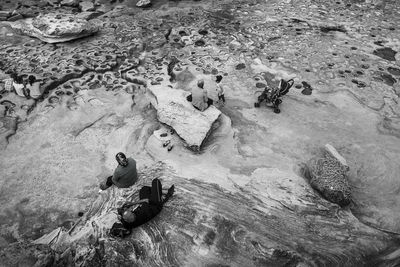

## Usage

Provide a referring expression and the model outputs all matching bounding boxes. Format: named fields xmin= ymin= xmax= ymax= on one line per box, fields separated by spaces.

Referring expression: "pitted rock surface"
xmin=10 ymin=13 xmax=99 ymax=43
xmin=1 ymin=0 xmax=400 ymax=266
xmin=306 ymin=149 xmax=352 ymax=207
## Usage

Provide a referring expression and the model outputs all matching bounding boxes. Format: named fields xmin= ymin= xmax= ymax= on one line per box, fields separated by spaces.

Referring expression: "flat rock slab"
xmin=147 ymin=85 xmax=221 ymax=151
xmin=9 ymin=13 xmax=98 ymax=43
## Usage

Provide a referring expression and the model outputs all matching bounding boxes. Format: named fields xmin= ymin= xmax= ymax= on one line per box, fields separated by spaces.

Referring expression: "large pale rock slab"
xmin=9 ymin=13 xmax=98 ymax=43
xmin=305 ymin=145 xmax=351 ymax=207
xmin=147 ymin=85 xmax=221 ymax=151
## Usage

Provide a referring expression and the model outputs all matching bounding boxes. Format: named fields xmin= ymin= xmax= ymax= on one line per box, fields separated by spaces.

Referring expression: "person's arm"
xmin=130 ymin=199 xmax=149 ymax=206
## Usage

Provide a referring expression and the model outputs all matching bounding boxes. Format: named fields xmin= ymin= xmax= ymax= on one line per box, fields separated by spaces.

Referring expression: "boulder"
xmin=305 ymin=145 xmax=351 ymax=206
xmin=60 ymin=0 xmax=79 ymax=6
xmin=9 ymin=13 xmax=99 ymax=43
xmin=147 ymin=85 xmax=221 ymax=151
xmin=136 ymin=0 xmax=152 ymax=8
xmin=79 ymin=1 xmax=95 ymax=12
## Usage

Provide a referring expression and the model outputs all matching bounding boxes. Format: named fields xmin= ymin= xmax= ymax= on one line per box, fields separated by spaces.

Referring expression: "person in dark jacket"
xmin=110 ymin=178 xmax=174 ymax=237
xmin=100 ymin=152 xmax=138 ymax=190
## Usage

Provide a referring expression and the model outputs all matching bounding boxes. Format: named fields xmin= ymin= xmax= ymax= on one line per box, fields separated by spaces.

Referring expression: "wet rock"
xmin=387 ymin=67 xmax=400 ymax=76
xmin=373 ymin=47 xmax=397 ymax=61
xmin=305 ymin=145 xmax=351 ymax=207
xmin=319 ymin=25 xmax=347 ymax=34
xmin=194 ymin=39 xmax=206 ymax=47
xmin=10 ymin=13 xmax=99 ymax=43
xmin=147 ymin=85 xmax=221 ymax=151
xmin=380 ymin=73 xmax=397 ymax=86
xmin=136 ymin=0 xmax=152 ymax=8
xmin=256 ymin=82 xmax=266 ymax=88
xmin=235 ymin=63 xmax=246 ymax=70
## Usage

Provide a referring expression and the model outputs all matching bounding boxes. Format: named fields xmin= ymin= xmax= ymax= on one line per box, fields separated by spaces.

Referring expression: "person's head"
xmin=122 ymin=210 xmax=136 ymax=223
xmin=115 ymin=152 xmax=128 ymax=167
xmin=28 ymin=75 xmax=36 ymax=86
xmin=15 ymin=75 xmax=23 ymax=84
xmin=216 ymin=75 xmax=223 ymax=83
xmin=9 ymin=72 xmax=17 ymax=81
xmin=197 ymin=79 xmax=204 ymax=89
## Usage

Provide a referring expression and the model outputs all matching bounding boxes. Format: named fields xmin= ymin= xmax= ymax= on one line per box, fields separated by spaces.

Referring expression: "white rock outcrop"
xmin=136 ymin=0 xmax=152 ymax=8
xmin=9 ymin=13 xmax=99 ymax=43
xmin=147 ymin=85 xmax=221 ymax=151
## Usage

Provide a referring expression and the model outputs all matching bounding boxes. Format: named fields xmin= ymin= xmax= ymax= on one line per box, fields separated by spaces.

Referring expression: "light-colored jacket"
xmin=191 ymin=86 xmax=208 ymax=111
xmin=216 ymin=83 xmax=225 ymax=96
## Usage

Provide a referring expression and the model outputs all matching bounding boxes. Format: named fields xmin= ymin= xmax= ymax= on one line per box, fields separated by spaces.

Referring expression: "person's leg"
xmin=207 ymin=98 xmax=213 ymax=106
xmin=162 ymin=185 xmax=175 ymax=204
xmin=149 ymin=178 xmax=162 ymax=205
xmin=139 ymin=186 xmax=151 ymax=200
xmin=221 ymin=94 xmax=225 ymax=103
xmin=100 ymin=175 xmax=114 ymax=190
xmin=106 ymin=175 xmax=113 ymax=186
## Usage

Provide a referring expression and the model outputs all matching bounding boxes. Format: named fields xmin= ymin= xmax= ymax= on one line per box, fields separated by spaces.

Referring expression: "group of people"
xmin=187 ymin=75 xmax=226 ymax=112
xmin=100 ymin=152 xmax=175 ymax=238
xmin=0 ymin=72 xmax=42 ymax=99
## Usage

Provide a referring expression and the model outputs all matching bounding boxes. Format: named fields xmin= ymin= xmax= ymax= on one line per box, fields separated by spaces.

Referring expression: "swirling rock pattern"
xmin=0 ymin=0 xmax=400 ymax=265
xmin=12 ymin=163 xmax=395 ymax=267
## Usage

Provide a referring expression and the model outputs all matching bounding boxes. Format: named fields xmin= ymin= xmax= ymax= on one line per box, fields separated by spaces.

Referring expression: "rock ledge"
xmin=147 ymin=85 xmax=221 ymax=151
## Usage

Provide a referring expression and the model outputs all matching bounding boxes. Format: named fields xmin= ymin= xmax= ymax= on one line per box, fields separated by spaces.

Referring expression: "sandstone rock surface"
xmin=306 ymin=145 xmax=351 ymax=206
xmin=10 ymin=13 xmax=99 ymax=43
xmin=147 ymin=85 xmax=221 ymax=151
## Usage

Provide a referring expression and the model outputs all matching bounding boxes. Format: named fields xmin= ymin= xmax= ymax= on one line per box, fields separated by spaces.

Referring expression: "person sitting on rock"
xmin=26 ymin=75 xmax=42 ymax=99
xmin=100 ymin=152 xmax=138 ymax=190
xmin=186 ymin=79 xmax=213 ymax=111
xmin=1 ymin=72 xmax=16 ymax=93
xmin=110 ymin=178 xmax=175 ymax=237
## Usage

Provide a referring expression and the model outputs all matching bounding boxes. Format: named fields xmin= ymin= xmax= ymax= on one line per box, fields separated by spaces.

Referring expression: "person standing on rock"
xmin=215 ymin=75 xmax=226 ymax=104
xmin=100 ymin=152 xmax=138 ymax=190
xmin=187 ymin=79 xmax=213 ymax=111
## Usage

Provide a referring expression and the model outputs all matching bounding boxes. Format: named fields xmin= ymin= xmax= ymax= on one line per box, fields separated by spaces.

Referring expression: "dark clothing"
xmin=218 ymin=94 xmax=225 ymax=102
xmin=121 ymin=202 xmax=162 ymax=228
xmin=120 ymin=178 xmax=164 ymax=228
xmin=112 ymin=157 xmax=138 ymax=188
xmin=105 ymin=175 xmax=113 ymax=187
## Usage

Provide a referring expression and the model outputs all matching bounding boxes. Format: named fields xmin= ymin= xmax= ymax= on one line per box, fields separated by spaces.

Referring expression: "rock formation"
xmin=9 ymin=13 xmax=99 ymax=43
xmin=305 ymin=145 xmax=352 ymax=207
xmin=147 ymin=85 xmax=221 ymax=151
xmin=136 ymin=0 xmax=152 ymax=8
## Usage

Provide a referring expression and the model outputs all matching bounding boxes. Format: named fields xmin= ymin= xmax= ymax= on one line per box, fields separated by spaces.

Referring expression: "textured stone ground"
xmin=0 ymin=0 xmax=400 ymax=266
